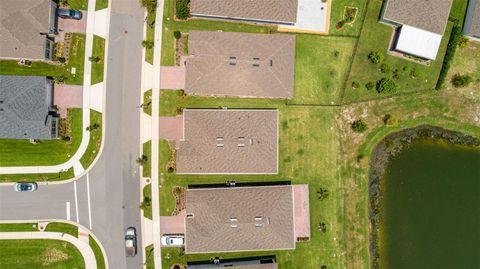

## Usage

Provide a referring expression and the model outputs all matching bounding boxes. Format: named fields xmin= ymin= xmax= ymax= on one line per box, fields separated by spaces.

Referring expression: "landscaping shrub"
xmin=139 ymin=0 xmax=157 ymax=13
xmin=173 ymin=30 xmax=181 ymax=39
xmin=368 ymin=50 xmax=384 ymax=64
xmin=336 ymin=20 xmax=346 ymax=29
xmin=176 ymin=0 xmax=190 ymax=20
xmin=383 ymin=114 xmax=398 ymax=126
xmin=352 ymin=81 xmax=360 ymax=89
xmin=451 ymin=74 xmax=472 ymax=88
xmin=365 ymin=81 xmax=375 ymax=91
xmin=142 ymin=40 xmax=154 ymax=49
xmin=344 ymin=7 xmax=358 ymax=23
xmin=392 ymin=69 xmax=401 ymax=80
xmin=458 ymin=36 xmax=469 ymax=48
xmin=379 ymin=64 xmax=391 ymax=74
xmin=351 ymin=120 xmax=368 ymax=133
xmin=376 ymin=78 xmax=398 ymax=94
xmin=435 ymin=24 xmax=462 ymax=90
xmin=410 ymin=68 xmax=422 ymax=79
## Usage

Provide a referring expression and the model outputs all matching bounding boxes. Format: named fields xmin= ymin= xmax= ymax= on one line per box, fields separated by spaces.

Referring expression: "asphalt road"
xmin=0 ymin=1 xmax=146 ymax=268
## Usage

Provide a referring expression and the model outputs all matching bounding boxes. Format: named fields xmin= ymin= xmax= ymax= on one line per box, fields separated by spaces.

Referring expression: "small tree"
xmin=176 ymin=0 xmax=190 ymax=20
xmin=368 ymin=50 xmax=384 ymax=64
xmin=351 ymin=81 xmax=360 ymax=89
xmin=142 ymin=40 xmax=154 ymax=49
xmin=383 ymin=114 xmax=398 ymax=127
xmin=336 ymin=20 xmax=345 ymax=29
xmin=379 ymin=64 xmax=391 ymax=74
xmin=458 ymin=36 xmax=469 ymax=48
xmin=451 ymin=74 xmax=472 ymax=88
xmin=173 ymin=30 xmax=181 ymax=39
xmin=365 ymin=81 xmax=375 ymax=91
xmin=317 ymin=188 xmax=329 ymax=200
xmin=318 ymin=222 xmax=327 ymax=232
xmin=136 ymin=155 xmax=148 ymax=165
xmin=140 ymin=196 xmax=151 ymax=210
xmin=351 ymin=120 xmax=368 ymax=133
xmin=376 ymin=78 xmax=398 ymax=94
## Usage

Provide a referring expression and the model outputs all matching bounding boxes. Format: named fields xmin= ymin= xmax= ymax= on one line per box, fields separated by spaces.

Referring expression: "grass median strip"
xmin=0 ymin=223 xmax=38 ymax=232
xmin=44 ymin=222 xmax=78 ymax=238
xmin=95 ymin=0 xmax=108 ymax=10
xmin=142 ymin=184 xmax=153 ymax=220
xmin=145 ymin=10 xmax=156 ymax=64
xmin=0 ymin=167 xmax=75 ymax=183
xmin=91 ymin=35 xmax=106 ymax=85
xmin=80 ymin=110 xmax=103 ymax=169
xmin=143 ymin=89 xmax=152 ymax=115
xmin=89 ymin=235 xmax=106 ymax=269
xmin=0 ymin=239 xmax=85 ymax=269
xmin=142 ymin=140 xmax=152 ymax=178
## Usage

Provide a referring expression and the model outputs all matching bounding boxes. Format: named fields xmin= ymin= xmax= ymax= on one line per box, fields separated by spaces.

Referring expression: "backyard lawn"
xmin=0 ymin=239 xmax=85 ymax=269
xmin=293 ymin=34 xmax=356 ymax=105
xmin=158 ymin=93 xmax=345 ymax=268
xmin=91 ymin=35 xmax=105 ymax=85
xmin=329 ymin=0 xmax=368 ymax=36
xmin=0 ymin=33 xmax=86 ymax=85
xmin=0 ymin=108 xmax=82 ymax=167
xmin=343 ymin=0 xmax=452 ymax=103
xmin=80 ymin=110 xmax=103 ymax=169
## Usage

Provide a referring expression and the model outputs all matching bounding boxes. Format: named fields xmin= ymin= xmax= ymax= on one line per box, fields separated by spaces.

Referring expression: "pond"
xmin=379 ymin=138 xmax=480 ymax=268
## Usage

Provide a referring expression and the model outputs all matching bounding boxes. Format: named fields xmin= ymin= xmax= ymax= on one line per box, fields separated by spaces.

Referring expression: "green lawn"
xmin=95 ymin=0 xmax=108 ymax=10
xmin=66 ymin=0 xmax=88 ymax=10
xmin=146 ymin=10 xmax=156 ymax=64
xmin=343 ymin=0 xmax=453 ymax=103
xmin=143 ymin=89 xmax=153 ymax=116
xmin=292 ymin=34 xmax=356 ymax=105
xmin=91 ymin=35 xmax=105 ymax=85
xmin=0 ymin=168 xmax=75 ymax=182
xmin=329 ymin=0 xmax=368 ymax=36
xmin=0 ymin=108 xmax=82 ymax=167
xmin=143 ymin=140 xmax=152 ymax=178
xmin=80 ymin=110 xmax=103 ymax=169
xmin=158 ymin=93 xmax=344 ymax=268
xmin=145 ymin=245 xmax=155 ymax=269
xmin=89 ymin=236 xmax=106 ymax=269
xmin=44 ymin=222 xmax=78 ymax=238
xmin=0 ymin=33 xmax=85 ymax=85
xmin=143 ymin=184 xmax=153 ymax=220
xmin=160 ymin=0 xmax=276 ymax=66
xmin=0 ymin=239 xmax=85 ymax=269
xmin=0 ymin=223 xmax=38 ymax=232
xmin=445 ymin=39 xmax=480 ymax=96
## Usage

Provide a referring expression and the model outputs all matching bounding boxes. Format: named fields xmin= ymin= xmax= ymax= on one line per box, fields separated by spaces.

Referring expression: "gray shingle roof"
xmin=0 ymin=0 xmax=56 ymax=59
xmin=190 ymin=0 xmax=298 ymax=24
xmin=383 ymin=0 xmax=453 ymax=35
xmin=176 ymin=109 xmax=278 ymax=174
xmin=0 ymin=75 xmax=56 ymax=139
xmin=185 ymin=185 xmax=295 ymax=253
xmin=464 ymin=0 xmax=480 ymax=37
xmin=185 ymin=31 xmax=295 ymax=99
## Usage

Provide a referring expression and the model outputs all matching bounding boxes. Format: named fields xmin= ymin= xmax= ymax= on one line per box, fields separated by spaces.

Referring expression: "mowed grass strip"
xmin=293 ymin=34 xmax=356 ymax=105
xmin=143 ymin=89 xmax=153 ymax=115
xmin=158 ymin=92 xmax=344 ymax=268
xmin=343 ymin=0 xmax=452 ymax=103
xmin=95 ymin=0 xmax=108 ymax=10
xmin=91 ymin=35 xmax=105 ymax=85
xmin=45 ymin=222 xmax=78 ymax=238
xmin=0 ymin=239 xmax=85 ymax=269
xmin=0 ymin=108 xmax=82 ymax=167
xmin=89 ymin=235 xmax=106 ymax=269
xmin=146 ymin=10 xmax=156 ymax=64
xmin=142 ymin=184 xmax=153 ymax=220
xmin=0 ymin=223 xmax=38 ymax=232
xmin=143 ymin=140 xmax=152 ymax=178
xmin=80 ymin=110 xmax=103 ymax=169
xmin=0 ymin=168 xmax=75 ymax=183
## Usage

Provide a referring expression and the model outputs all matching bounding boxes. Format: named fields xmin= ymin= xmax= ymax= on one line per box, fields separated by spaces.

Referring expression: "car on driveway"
xmin=125 ymin=227 xmax=137 ymax=257
xmin=161 ymin=235 xmax=184 ymax=246
xmin=14 ymin=182 xmax=37 ymax=192
xmin=57 ymin=8 xmax=82 ymax=20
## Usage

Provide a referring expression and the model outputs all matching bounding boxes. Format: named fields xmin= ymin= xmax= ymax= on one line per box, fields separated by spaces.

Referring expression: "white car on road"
xmin=161 ymin=235 xmax=184 ymax=246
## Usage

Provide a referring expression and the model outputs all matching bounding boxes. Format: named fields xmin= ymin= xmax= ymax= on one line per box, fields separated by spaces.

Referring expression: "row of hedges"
xmin=435 ymin=21 xmax=462 ymax=90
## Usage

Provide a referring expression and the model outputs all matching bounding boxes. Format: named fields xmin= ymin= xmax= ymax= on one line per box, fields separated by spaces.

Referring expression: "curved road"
xmin=0 ymin=1 xmax=146 ymax=268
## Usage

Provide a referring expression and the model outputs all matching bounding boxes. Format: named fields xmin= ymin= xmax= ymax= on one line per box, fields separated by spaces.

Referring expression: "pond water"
xmin=379 ymin=138 xmax=480 ymax=269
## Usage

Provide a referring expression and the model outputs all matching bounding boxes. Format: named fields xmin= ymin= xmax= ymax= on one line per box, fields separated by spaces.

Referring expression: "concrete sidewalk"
xmin=0 ymin=231 xmax=97 ymax=269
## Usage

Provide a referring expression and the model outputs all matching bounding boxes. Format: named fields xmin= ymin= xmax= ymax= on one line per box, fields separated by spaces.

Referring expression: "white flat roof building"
xmin=395 ymin=25 xmax=443 ymax=60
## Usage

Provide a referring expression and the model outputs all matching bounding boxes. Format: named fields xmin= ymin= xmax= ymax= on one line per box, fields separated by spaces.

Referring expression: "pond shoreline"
xmin=368 ymin=125 xmax=480 ymax=269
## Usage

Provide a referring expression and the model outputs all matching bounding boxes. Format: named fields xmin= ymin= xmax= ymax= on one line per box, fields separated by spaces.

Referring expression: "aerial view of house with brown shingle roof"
xmin=190 ymin=0 xmax=298 ymax=25
xmin=185 ymin=31 xmax=295 ymax=99
xmin=176 ymin=109 xmax=278 ymax=174
xmin=381 ymin=0 xmax=453 ymax=60
xmin=463 ymin=0 xmax=480 ymax=42
xmin=184 ymin=185 xmax=295 ymax=253
xmin=0 ymin=0 xmax=57 ymax=60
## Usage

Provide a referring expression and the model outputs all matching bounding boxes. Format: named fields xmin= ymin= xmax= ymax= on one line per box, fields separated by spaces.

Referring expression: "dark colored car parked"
xmin=57 ymin=8 xmax=82 ymax=20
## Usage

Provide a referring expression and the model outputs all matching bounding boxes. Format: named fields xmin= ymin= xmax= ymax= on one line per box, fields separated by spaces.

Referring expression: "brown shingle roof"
xmin=185 ymin=31 xmax=295 ymax=99
xmin=185 ymin=186 xmax=295 ymax=253
xmin=383 ymin=0 xmax=453 ymax=34
xmin=464 ymin=0 xmax=480 ymax=37
xmin=190 ymin=0 xmax=298 ymax=24
xmin=0 ymin=0 xmax=56 ymax=59
xmin=176 ymin=109 xmax=278 ymax=174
